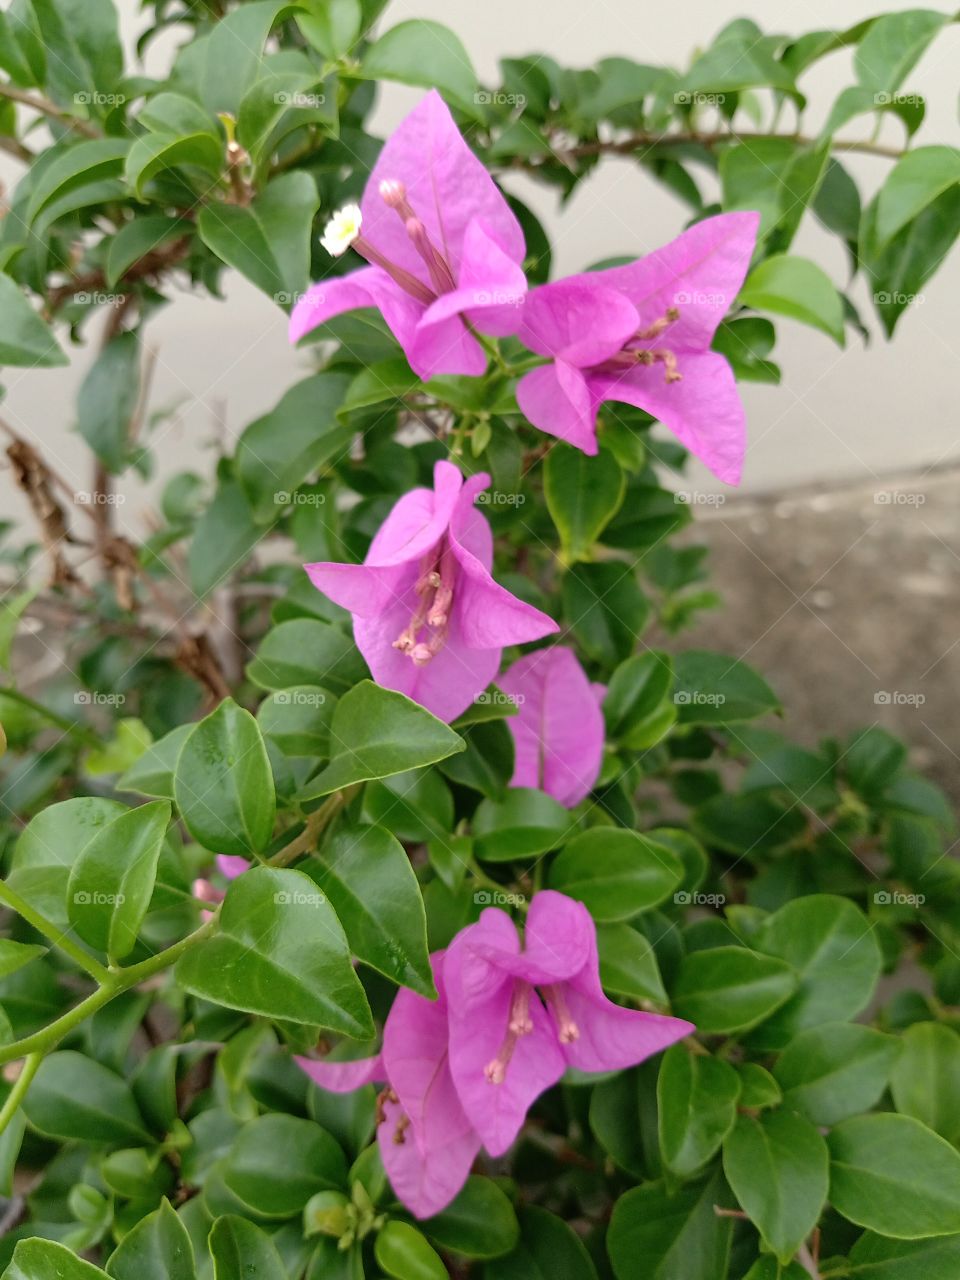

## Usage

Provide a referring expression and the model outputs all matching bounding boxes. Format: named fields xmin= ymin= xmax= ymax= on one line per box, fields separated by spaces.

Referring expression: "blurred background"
xmin=2 ymin=0 xmax=959 ymax=792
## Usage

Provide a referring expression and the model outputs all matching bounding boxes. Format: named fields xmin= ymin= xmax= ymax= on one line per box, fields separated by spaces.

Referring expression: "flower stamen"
xmin=379 ymin=176 xmax=457 ymax=295
xmin=393 ymin=538 xmax=456 ymax=665
xmin=485 ymin=982 xmax=533 ymax=1085
xmin=542 ymin=984 xmax=579 ymax=1044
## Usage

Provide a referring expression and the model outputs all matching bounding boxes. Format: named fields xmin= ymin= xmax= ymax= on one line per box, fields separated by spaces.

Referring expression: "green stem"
xmin=0 ymin=880 xmax=111 ymax=983
xmin=0 ymin=1051 xmax=44 ymax=1138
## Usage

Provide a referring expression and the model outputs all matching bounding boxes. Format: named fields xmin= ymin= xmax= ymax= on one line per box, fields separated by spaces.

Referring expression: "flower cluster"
xmin=296 ymin=891 xmax=692 ymax=1218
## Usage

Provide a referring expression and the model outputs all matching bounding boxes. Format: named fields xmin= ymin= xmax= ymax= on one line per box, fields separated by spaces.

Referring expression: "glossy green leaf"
xmin=23 ymin=1051 xmax=151 ymax=1144
xmin=223 ymin=1114 xmax=347 ymax=1217
xmin=739 ymin=254 xmax=845 ymax=344
xmin=0 ymin=274 xmax=68 ymax=368
xmin=473 ymin=788 xmax=572 ymax=862
xmin=544 ymin=445 xmax=625 ymax=562
xmin=419 ymin=1176 xmax=519 ymax=1259
xmin=247 ymin=619 xmax=366 ymax=694
xmin=874 ymin=147 xmax=960 ymax=248
xmin=207 ymin=1215 xmax=287 ymax=1280
xmin=603 ymin=652 xmax=676 ymax=748
xmin=672 ymin=946 xmax=797 ymax=1034
xmin=106 ymin=1199 xmax=196 ymax=1280
xmin=174 ymin=698 xmax=276 ymax=858
xmin=854 ymin=9 xmax=948 ymax=94
xmin=117 ymin=725 xmax=193 ymax=800
xmin=483 ymin=1205 xmax=597 ymax=1280
xmin=67 ymin=800 xmax=171 ymax=960
xmin=299 ymin=681 xmax=463 ymax=799
xmin=829 ymin=1113 xmax=960 ymax=1238
xmin=890 ymin=1021 xmax=960 ymax=1141
xmin=549 ymin=828 xmax=683 ymax=921
xmin=4 ymin=1240 xmax=107 ymax=1280
xmin=723 ymin=1109 xmax=828 ymax=1264
xmin=672 ymin=650 xmax=780 ymax=725
xmin=175 ymin=867 xmax=373 ymax=1036
xmin=362 ymin=20 xmax=479 ymax=113
xmin=563 ymin=562 xmax=650 ymax=667
xmin=0 ymin=939 xmax=45 ymax=979
xmin=775 ymin=1022 xmax=901 ymax=1126
xmin=597 ymin=923 xmax=667 ymax=1004
xmin=847 ymin=1231 xmax=960 ymax=1277
xmin=188 ymin=480 xmax=264 ymax=598
xmin=658 ymin=1044 xmax=741 ymax=1177
xmin=375 ymin=1222 xmax=447 ymax=1280
xmin=607 ymin=1171 xmax=732 ymax=1280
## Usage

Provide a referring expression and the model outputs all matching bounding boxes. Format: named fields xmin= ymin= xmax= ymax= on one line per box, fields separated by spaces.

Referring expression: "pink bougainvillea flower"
xmin=192 ymin=855 xmax=250 ymax=920
xmin=516 ymin=211 xmax=760 ymax=484
xmin=289 ymin=90 xmax=527 ymax=379
xmin=443 ymin=891 xmax=693 ymax=1157
xmin=304 ymin=460 xmax=557 ymax=722
xmin=498 ymin=646 xmax=604 ymax=807
xmin=296 ymin=954 xmax=480 ymax=1220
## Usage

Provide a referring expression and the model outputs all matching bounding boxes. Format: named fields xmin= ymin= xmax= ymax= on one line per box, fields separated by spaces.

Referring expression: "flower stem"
xmin=0 ymin=1052 xmax=44 ymax=1138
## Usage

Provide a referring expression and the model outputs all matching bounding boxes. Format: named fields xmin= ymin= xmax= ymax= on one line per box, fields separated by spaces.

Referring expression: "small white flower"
xmin=320 ymin=204 xmax=362 ymax=256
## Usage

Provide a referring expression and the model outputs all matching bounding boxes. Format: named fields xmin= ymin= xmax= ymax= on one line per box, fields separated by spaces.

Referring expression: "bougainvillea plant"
xmin=1 ymin=4 xmax=959 ymax=1278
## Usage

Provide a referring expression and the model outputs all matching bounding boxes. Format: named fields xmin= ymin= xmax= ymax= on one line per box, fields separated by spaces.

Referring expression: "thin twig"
xmin=0 ymin=84 xmax=99 ymax=138
xmin=516 ymin=128 xmax=905 ymax=165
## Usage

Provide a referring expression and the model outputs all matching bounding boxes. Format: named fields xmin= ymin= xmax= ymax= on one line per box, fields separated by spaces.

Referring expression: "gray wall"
xmin=2 ymin=0 xmax=958 ymax=543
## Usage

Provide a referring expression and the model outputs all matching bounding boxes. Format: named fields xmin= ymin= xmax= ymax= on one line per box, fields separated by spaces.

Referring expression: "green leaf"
xmin=181 ymin=0 xmax=302 ymax=117
xmin=672 ymin=651 xmax=780 ymax=725
xmin=607 ymin=1171 xmax=732 ymax=1280
xmin=854 ymin=9 xmax=948 ymax=95
xmin=0 ymin=274 xmax=67 ymax=368
xmin=863 ymin=183 xmax=960 ymax=336
xmin=25 ymin=138 xmax=128 ymax=228
xmin=684 ymin=28 xmax=797 ymax=95
xmin=603 ymin=651 xmax=676 ymax=748
xmin=126 ymin=132 xmax=223 ymax=199
xmin=420 ymin=1176 xmax=519 ymax=1259
xmin=549 ymin=829 xmax=683 ymax=921
xmin=485 ymin=1205 xmax=598 ymax=1280
xmin=198 ymin=171 xmax=319 ymax=304
xmin=117 ymin=724 xmax=193 ymax=800
xmin=67 ymin=801 xmax=171 ymax=960
xmin=847 ymin=1231 xmax=960 ymax=1277
xmin=23 ymin=1051 xmax=151 ymax=1144
xmin=671 ymin=946 xmax=798 ymax=1034
xmin=106 ymin=1199 xmax=196 ymax=1280
xmin=829 ymin=1113 xmax=960 ymax=1238
xmin=4 ymin=1240 xmax=108 ymax=1280
xmin=737 ymin=1063 xmax=782 ymax=1110
xmin=473 ymin=788 xmax=571 ymax=862
xmin=658 ymin=1044 xmax=740 ymax=1178
xmin=361 ymin=21 xmax=479 ymax=115
xmin=739 ymin=254 xmax=845 ymax=345
xmin=751 ymin=894 xmax=882 ymax=1047
xmin=174 ymin=866 xmax=373 ymax=1036
xmin=597 ymin=924 xmax=667 ymax=1004
xmin=105 ymin=216 xmax=191 ymax=288
xmin=296 ymin=0 xmax=362 ymax=60
xmin=247 ymin=619 xmax=366 ymax=694
xmin=207 ymin=1216 xmax=286 ymax=1280
xmin=83 ymin=718 xmax=153 ymax=777
xmin=563 ymin=562 xmax=650 ymax=667
xmin=0 ymin=939 xmax=45 ymax=979
xmin=890 ymin=1021 xmax=960 ymax=1142
xmin=0 ymin=586 xmax=38 ymax=670
xmin=875 ymin=147 xmax=960 ymax=248
xmin=188 ymin=479 xmax=264 ymax=597
xmin=298 ymin=681 xmax=464 ymax=800
xmin=174 ymin=698 xmax=276 ymax=858
xmin=544 ymin=445 xmax=625 ymax=562
xmin=775 ymin=1022 xmax=901 ymax=1126
xmin=376 ymin=1222 xmax=447 ymax=1280
xmin=236 ymin=373 xmax=353 ymax=521
xmin=257 ymin=686 xmax=335 ymax=758
xmin=339 ymin=357 xmax=421 ymax=417
xmin=223 ymin=1114 xmax=347 ymax=1217
xmin=723 ymin=1110 xmax=829 ymax=1265
xmin=308 ymin=823 xmax=434 ymax=996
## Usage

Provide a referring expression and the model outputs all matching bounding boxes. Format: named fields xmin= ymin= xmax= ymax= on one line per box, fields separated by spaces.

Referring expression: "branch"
xmin=516 ymin=128 xmax=905 ymax=165
xmin=0 ymin=1052 xmax=44 ymax=1138
xmin=0 ymin=878 xmax=110 ymax=982
xmin=0 ymin=134 xmax=34 ymax=162
xmin=0 ymin=83 xmax=99 ymax=138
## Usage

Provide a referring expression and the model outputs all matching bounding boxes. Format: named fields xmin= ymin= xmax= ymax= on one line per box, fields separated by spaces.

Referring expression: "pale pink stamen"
xmin=485 ymin=981 xmax=533 ymax=1085
xmin=543 ymin=983 xmax=579 ymax=1044
xmin=378 ymin=176 xmax=458 ymax=295
xmin=393 ymin=538 xmax=456 ymax=665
